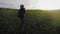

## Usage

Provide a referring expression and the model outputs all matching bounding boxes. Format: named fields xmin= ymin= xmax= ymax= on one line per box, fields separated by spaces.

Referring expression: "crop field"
xmin=0 ymin=8 xmax=60 ymax=34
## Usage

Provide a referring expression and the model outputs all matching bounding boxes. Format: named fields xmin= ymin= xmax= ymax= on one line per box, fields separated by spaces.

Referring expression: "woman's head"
xmin=20 ymin=4 xmax=24 ymax=8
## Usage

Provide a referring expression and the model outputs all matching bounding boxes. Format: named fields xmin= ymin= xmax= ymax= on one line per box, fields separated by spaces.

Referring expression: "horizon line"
xmin=0 ymin=7 xmax=60 ymax=10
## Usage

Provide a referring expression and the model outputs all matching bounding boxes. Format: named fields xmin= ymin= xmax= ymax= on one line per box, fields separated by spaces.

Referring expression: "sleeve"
xmin=24 ymin=8 xmax=26 ymax=14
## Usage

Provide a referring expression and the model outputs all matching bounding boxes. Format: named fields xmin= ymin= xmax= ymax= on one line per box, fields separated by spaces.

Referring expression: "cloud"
xmin=0 ymin=0 xmax=60 ymax=10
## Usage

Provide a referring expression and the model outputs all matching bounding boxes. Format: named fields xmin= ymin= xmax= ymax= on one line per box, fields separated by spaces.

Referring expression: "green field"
xmin=0 ymin=8 xmax=60 ymax=34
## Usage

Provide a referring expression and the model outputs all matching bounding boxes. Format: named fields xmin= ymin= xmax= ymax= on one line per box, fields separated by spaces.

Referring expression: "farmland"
xmin=0 ymin=8 xmax=60 ymax=34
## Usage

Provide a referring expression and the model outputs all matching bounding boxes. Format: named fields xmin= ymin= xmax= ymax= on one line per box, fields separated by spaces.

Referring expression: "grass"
xmin=0 ymin=8 xmax=60 ymax=34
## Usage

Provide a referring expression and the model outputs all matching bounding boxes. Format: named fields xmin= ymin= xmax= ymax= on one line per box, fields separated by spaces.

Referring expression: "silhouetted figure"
xmin=18 ymin=5 xmax=26 ymax=34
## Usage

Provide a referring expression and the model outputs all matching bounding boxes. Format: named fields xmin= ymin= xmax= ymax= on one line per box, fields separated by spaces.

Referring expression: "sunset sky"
xmin=0 ymin=0 xmax=60 ymax=10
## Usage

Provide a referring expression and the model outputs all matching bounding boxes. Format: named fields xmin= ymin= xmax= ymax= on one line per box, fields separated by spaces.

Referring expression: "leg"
xmin=19 ymin=17 xmax=24 ymax=34
xmin=20 ymin=17 xmax=24 ymax=27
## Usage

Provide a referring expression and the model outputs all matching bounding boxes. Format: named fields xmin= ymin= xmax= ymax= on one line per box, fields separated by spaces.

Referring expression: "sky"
xmin=0 ymin=0 xmax=60 ymax=10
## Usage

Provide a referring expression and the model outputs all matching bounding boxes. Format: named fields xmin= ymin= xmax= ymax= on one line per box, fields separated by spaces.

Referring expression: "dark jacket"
xmin=18 ymin=8 xmax=26 ymax=18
